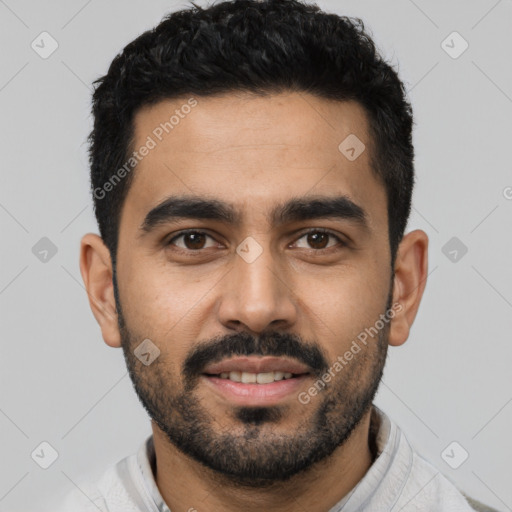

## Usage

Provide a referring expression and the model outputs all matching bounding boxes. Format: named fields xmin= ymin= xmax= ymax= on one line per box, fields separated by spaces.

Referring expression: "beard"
xmin=113 ymin=272 xmax=391 ymax=488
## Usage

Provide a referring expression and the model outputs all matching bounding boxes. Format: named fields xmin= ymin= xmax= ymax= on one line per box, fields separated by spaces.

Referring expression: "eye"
xmin=166 ymin=228 xmax=345 ymax=253
xmin=292 ymin=229 xmax=345 ymax=251
xmin=167 ymin=230 xmax=218 ymax=251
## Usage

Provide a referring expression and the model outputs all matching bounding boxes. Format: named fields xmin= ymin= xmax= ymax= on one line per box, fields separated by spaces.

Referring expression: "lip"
xmin=203 ymin=356 xmax=310 ymax=375
xmin=202 ymin=373 xmax=310 ymax=406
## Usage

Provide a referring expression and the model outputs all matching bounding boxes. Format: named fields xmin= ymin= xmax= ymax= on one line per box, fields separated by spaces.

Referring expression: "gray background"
xmin=1 ymin=0 xmax=511 ymax=511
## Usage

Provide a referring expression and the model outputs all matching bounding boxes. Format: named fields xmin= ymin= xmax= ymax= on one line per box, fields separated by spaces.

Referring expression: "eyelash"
xmin=166 ymin=228 xmax=346 ymax=254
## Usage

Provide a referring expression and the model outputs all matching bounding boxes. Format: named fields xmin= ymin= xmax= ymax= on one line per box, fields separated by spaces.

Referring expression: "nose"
xmin=217 ymin=236 xmax=298 ymax=334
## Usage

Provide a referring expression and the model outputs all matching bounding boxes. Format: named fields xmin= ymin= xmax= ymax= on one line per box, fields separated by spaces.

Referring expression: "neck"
xmin=152 ymin=407 xmax=375 ymax=512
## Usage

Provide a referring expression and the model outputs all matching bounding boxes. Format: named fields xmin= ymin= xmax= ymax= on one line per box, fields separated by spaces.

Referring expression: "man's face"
xmin=114 ymin=93 xmax=393 ymax=486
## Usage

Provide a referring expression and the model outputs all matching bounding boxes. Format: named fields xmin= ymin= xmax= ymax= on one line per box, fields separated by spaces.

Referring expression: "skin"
xmin=80 ymin=92 xmax=428 ymax=512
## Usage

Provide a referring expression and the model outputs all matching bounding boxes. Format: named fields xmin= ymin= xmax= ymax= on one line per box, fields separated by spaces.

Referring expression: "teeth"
xmin=216 ymin=371 xmax=299 ymax=383
xmin=229 ymin=371 xmax=242 ymax=382
xmin=256 ymin=372 xmax=274 ymax=384
xmin=241 ymin=372 xmax=256 ymax=383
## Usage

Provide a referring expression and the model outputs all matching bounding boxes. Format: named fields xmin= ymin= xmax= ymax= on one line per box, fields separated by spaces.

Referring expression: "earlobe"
xmin=79 ymin=233 xmax=122 ymax=348
xmin=388 ymin=229 xmax=429 ymax=347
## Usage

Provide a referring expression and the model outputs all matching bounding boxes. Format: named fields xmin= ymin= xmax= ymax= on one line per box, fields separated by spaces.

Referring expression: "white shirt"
xmin=47 ymin=405 xmax=479 ymax=511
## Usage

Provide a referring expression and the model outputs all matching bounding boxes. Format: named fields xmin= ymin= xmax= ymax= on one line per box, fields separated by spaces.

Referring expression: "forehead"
xmin=121 ymin=92 xmax=386 ymax=232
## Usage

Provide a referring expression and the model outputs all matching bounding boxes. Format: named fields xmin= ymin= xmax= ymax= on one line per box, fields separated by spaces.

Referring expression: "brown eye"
xmin=168 ymin=231 xmax=215 ymax=250
xmin=306 ymin=231 xmax=329 ymax=249
xmin=294 ymin=229 xmax=344 ymax=251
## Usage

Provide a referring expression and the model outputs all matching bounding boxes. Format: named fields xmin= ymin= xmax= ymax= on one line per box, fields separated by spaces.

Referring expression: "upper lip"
xmin=203 ymin=356 xmax=310 ymax=375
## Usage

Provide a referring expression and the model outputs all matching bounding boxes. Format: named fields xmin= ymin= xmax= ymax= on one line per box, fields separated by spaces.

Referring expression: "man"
xmin=53 ymin=0 xmax=497 ymax=510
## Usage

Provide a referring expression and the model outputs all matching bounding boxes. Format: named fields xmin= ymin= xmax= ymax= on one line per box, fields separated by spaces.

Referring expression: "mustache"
xmin=183 ymin=330 xmax=329 ymax=384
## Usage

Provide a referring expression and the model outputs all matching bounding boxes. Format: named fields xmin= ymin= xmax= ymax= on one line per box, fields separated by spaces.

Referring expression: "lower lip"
xmin=202 ymin=374 xmax=310 ymax=406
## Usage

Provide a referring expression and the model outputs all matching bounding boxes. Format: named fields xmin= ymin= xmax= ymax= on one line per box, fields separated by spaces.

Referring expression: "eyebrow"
xmin=139 ymin=194 xmax=369 ymax=235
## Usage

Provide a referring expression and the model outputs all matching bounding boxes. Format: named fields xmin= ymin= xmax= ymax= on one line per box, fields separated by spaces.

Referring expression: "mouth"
xmin=203 ymin=370 xmax=308 ymax=384
xmin=200 ymin=356 xmax=312 ymax=405
xmin=201 ymin=368 xmax=311 ymax=406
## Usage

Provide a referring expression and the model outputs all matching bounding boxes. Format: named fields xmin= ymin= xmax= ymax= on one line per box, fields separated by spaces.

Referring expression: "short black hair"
xmin=89 ymin=0 xmax=414 ymax=267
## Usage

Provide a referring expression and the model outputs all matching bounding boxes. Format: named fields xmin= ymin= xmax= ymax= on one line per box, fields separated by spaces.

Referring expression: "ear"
xmin=79 ymin=233 xmax=122 ymax=348
xmin=388 ymin=229 xmax=429 ymax=347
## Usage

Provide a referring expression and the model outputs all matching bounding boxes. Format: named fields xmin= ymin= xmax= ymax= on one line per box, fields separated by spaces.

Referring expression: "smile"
xmin=205 ymin=370 xmax=306 ymax=384
xmin=201 ymin=372 xmax=310 ymax=406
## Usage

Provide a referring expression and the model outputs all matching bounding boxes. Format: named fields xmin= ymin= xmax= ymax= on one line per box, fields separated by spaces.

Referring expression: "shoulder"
xmin=373 ymin=407 xmax=499 ymax=512
xmin=45 ymin=479 xmax=109 ymax=512
xmin=48 ymin=456 xmax=138 ymax=512
xmin=461 ymin=493 xmax=501 ymax=512
xmin=399 ymin=448 xmax=498 ymax=511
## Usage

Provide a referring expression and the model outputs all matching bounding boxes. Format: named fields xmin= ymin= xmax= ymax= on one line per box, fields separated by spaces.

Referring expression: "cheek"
xmin=119 ymin=262 xmax=215 ymax=351
xmin=123 ymin=255 xmax=194 ymax=312
xmin=301 ymin=263 xmax=389 ymax=355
